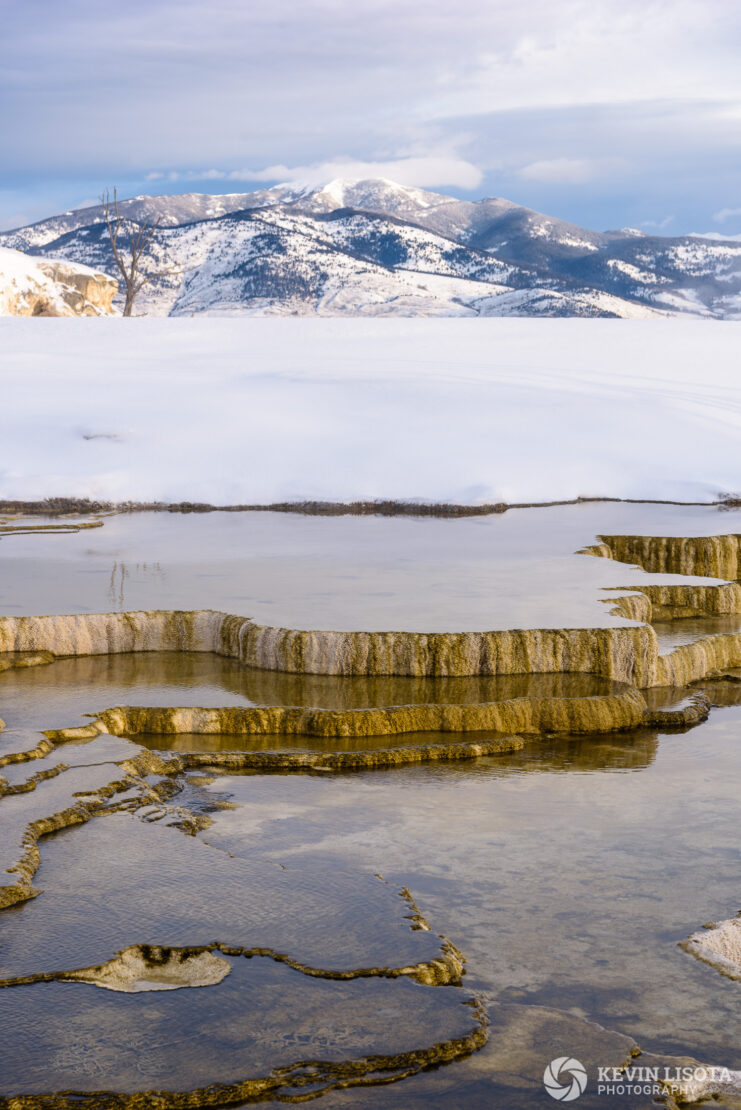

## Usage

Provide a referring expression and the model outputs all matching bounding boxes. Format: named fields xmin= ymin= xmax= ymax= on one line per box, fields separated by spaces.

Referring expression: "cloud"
xmin=159 ymin=156 xmax=484 ymax=190
xmin=432 ymin=1 xmax=741 ymax=119
xmin=714 ymin=207 xmax=741 ymax=223
xmin=641 ymin=215 xmax=674 ymax=229
xmin=690 ymin=231 xmax=741 ymax=242
xmin=5 ymin=0 xmax=740 ymax=174
xmin=2 ymin=0 xmax=741 ymax=231
xmin=518 ymin=157 xmax=625 ymax=184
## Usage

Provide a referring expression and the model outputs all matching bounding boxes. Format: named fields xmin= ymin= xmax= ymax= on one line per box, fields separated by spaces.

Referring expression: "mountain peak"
xmin=3 ymin=180 xmax=739 ymax=322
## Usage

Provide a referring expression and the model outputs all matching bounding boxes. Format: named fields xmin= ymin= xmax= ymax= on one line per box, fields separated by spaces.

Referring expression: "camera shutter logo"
xmin=543 ymin=1057 xmax=588 ymax=1101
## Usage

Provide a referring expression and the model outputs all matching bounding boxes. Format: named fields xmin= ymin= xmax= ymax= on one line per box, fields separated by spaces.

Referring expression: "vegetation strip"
xmin=0 ymin=494 xmax=736 ymax=518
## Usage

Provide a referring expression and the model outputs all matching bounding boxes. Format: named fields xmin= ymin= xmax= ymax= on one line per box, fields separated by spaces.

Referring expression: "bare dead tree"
xmin=100 ymin=188 xmax=179 ymax=316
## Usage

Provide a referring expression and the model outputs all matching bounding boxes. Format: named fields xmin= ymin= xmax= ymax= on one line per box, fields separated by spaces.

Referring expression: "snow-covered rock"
xmin=0 ymin=247 xmax=117 ymax=317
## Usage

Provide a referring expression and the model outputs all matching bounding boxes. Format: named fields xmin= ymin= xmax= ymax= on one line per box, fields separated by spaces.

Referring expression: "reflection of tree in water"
xmin=108 ymin=561 xmax=128 ymax=608
xmin=108 ymin=561 xmax=165 ymax=608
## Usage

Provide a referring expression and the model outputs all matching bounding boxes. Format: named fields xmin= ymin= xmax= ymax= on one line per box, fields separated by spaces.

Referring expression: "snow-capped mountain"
xmin=2 ymin=179 xmax=739 ymax=318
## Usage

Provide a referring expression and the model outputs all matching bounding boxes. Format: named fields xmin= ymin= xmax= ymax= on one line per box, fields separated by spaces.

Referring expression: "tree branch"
xmin=100 ymin=187 xmax=176 ymax=315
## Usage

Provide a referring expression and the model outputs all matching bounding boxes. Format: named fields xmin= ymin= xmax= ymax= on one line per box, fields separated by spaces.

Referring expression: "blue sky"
xmin=1 ymin=0 xmax=740 ymax=235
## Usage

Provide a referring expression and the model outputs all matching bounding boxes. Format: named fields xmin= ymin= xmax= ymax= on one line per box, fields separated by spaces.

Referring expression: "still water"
xmin=0 ymin=506 xmax=740 ymax=1108
xmin=0 ymin=502 xmax=737 ymax=629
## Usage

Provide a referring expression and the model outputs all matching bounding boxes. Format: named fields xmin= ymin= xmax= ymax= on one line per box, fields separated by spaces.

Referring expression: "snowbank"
xmin=1 ymin=317 xmax=739 ymax=505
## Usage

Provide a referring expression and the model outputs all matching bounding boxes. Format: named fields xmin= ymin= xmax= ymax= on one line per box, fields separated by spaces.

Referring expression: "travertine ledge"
xmin=0 ymin=996 xmax=488 ymax=1110
xmin=595 ymin=533 xmax=741 ymax=580
xmin=1 ymin=607 xmax=740 ymax=689
xmin=0 ymin=610 xmax=662 ymax=684
xmin=45 ymin=726 xmax=527 ymax=769
xmin=605 ymin=582 xmax=741 ymax=622
xmin=82 ymin=689 xmax=647 ymax=740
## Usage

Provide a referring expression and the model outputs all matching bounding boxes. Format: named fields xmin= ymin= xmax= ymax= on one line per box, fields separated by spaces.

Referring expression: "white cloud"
xmin=164 ymin=156 xmax=484 ymax=190
xmin=690 ymin=231 xmax=741 ymax=242
xmin=641 ymin=215 xmax=675 ymax=230
xmin=3 ymin=0 xmax=741 ymax=230
xmin=433 ymin=1 xmax=741 ymax=118
xmin=518 ymin=157 xmax=625 ymax=184
xmin=714 ymin=207 xmax=741 ymax=223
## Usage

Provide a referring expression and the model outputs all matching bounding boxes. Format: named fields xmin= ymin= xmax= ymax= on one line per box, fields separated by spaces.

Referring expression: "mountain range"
xmin=2 ymin=179 xmax=739 ymax=318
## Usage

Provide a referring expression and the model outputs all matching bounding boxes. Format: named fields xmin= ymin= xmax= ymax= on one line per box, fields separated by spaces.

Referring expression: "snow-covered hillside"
xmin=2 ymin=317 xmax=739 ymax=505
xmin=2 ymin=179 xmax=738 ymax=318
xmin=0 ymin=247 xmax=117 ymax=316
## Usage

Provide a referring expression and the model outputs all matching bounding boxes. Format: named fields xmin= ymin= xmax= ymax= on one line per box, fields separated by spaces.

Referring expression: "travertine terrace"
xmin=3 ymin=514 xmax=741 ymax=1106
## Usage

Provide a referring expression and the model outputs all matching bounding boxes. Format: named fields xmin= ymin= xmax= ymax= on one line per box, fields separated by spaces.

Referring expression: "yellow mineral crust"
xmin=47 ymin=730 xmax=527 ymax=773
xmin=0 ymin=611 xmax=661 ymax=683
xmin=606 ymin=583 xmax=741 ymax=622
xmin=0 ymin=651 xmax=55 ymax=673
xmin=227 ymin=622 xmax=659 ymax=683
xmin=654 ymin=633 xmax=741 ymax=686
xmin=596 ymin=533 xmax=741 ymax=580
xmin=0 ymin=605 xmax=736 ymax=694
xmin=0 ymin=611 xmax=210 ymax=657
xmin=0 ymin=1002 xmax=489 ymax=1110
xmin=7 ymin=524 xmax=741 ymax=760
xmin=5 ymin=529 xmax=741 ymax=1110
xmin=88 ymin=688 xmax=647 ymax=740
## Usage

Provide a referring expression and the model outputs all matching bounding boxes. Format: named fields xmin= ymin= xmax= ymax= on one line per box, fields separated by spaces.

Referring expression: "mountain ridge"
xmin=2 ymin=179 xmax=739 ymax=318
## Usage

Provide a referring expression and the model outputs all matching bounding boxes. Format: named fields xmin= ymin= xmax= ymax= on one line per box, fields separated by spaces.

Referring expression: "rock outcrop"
xmin=0 ymin=246 xmax=117 ymax=316
xmin=682 ymin=916 xmax=741 ymax=982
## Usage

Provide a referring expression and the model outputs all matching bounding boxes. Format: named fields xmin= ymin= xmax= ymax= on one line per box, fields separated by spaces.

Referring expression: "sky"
xmin=1 ymin=0 xmax=740 ymax=236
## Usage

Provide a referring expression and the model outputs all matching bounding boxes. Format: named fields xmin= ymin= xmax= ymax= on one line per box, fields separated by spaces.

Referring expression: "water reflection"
xmin=132 ymin=728 xmax=659 ymax=767
xmin=0 ymin=651 xmax=628 ymax=732
xmin=202 ymin=710 xmax=741 ymax=1072
xmin=107 ymin=559 xmax=165 ymax=608
xmin=653 ymin=614 xmax=741 ymax=653
xmin=0 ymin=502 xmax=736 ymax=630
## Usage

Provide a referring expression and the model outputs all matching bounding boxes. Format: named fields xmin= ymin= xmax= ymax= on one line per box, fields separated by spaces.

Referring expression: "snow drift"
xmin=1 ymin=316 xmax=739 ymax=505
